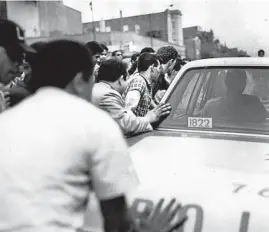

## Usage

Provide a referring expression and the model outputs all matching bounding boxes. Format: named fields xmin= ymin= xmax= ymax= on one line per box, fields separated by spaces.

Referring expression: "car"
xmin=84 ymin=57 xmax=269 ymax=232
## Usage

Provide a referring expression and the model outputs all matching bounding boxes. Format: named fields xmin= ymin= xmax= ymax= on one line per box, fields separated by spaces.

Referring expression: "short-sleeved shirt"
xmin=0 ymin=87 xmax=139 ymax=232
xmin=122 ymin=73 xmax=152 ymax=117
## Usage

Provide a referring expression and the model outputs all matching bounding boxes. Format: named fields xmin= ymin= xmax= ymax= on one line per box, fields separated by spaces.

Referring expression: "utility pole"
xmin=148 ymin=14 xmax=153 ymax=48
xmin=120 ymin=10 xmax=123 ymax=50
xmin=89 ymin=1 xmax=96 ymax=41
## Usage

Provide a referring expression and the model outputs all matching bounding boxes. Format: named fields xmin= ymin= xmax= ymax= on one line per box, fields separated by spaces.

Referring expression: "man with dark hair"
xmin=156 ymin=45 xmax=178 ymax=75
xmin=101 ymin=43 xmax=108 ymax=52
xmin=131 ymin=53 xmax=139 ymax=64
xmin=112 ymin=50 xmax=123 ymax=61
xmin=152 ymin=46 xmax=179 ymax=104
xmin=154 ymin=57 xmax=184 ymax=104
xmin=123 ymin=52 xmax=161 ymax=117
xmin=140 ymin=47 xmax=155 ymax=54
xmin=100 ymin=43 xmax=109 ymax=62
xmin=128 ymin=53 xmax=140 ymax=76
xmin=8 ymin=42 xmax=47 ymax=107
xmin=258 ymin=49 xmax=265 ymax=57
xmin=0 ymin=39 xmax=139 ymax=232
xmin=85 ymin=41 xmax=104 ymax=81
xmin=0 ymin=19 xmax=36 ymax=112
xmin=85 ymin=41 xmax=103 ymax=64
xmin=92 ymin=59 xmax=171 ymax=136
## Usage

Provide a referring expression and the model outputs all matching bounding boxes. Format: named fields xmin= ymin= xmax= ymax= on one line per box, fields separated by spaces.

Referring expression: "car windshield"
xmin=160 ymin=67 xmax=269 ymax=135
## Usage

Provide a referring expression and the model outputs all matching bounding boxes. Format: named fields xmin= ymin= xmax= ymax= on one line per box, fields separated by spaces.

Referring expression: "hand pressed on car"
xmin=135 ymin=198 xmax=187 ymax=232
xmin=0 ymin=86 xmax=11 ymax=111
xmin=145 ymin=103 xmax=172 ymax=124
xmin=3 ymin=91 xmax=11 ymax=108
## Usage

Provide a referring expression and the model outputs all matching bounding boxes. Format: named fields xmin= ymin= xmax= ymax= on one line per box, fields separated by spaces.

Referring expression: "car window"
xmin=193 ymin=72 xmax=212 ymax=115
xmin=160 ymin=67 xmax=269 ymax=134
xmin=167 ymin=70 xmax=204 ymax=121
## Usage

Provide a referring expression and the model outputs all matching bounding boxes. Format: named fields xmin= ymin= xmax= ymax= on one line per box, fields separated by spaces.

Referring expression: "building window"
xmin=172 ymin=22 xmax=176 ymax=29
xmin=147 ymin=30 xmax=162 ymax=39
xmin=96 ymin=28 xmax=100 ymax=32
xmin=106 ymin=26 xmax=111 ymax=32
xmin=135 ymin=24 xmax=140 ymax=34
xmin=123 ymin=25 xmax=129 ymax=32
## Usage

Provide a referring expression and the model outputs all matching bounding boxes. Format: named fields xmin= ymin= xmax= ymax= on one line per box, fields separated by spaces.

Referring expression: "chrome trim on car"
xmin=156 ymin=127 xmax=269 ymax=139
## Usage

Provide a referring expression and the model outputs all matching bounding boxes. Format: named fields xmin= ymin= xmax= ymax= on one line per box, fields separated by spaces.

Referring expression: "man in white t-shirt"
xmin=0 ymin=40 xmax=139 ymax=232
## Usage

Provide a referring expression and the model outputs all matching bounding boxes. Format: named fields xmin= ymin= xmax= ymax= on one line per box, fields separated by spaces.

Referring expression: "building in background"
xmin=83 ymin=9 xmax=185 ymax=56
xmin=183 ymin=26 xmax=202 ymax=60
xmin=26 ymin=31 xmax=185 ymax=57
xmin=0 ymin=0 xmax=82 ymax=37
xmin=5 ymin=3 xmax=185 ymax=57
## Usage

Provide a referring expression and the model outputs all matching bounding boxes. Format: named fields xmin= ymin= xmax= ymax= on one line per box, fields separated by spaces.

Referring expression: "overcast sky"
xmin=63 ymin=0 xmax=269 ymax=56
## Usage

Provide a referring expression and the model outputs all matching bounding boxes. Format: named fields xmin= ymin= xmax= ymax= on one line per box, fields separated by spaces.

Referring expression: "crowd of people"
xmin=87 ymin=39 xmax=186 ymax=136
xmin=0 ymin=18 xmax=187 ymax=232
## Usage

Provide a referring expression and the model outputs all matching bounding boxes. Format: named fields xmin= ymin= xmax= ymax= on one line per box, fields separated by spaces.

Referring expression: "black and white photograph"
xmin=0 ymin=0 xmax=268 ymax=231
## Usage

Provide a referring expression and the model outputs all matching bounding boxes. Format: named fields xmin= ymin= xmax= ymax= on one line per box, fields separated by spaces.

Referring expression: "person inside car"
xmin=92 ymin=58 xmax=171 ymax=137
xmin=200 ymin=69 xmax=267 ymax=123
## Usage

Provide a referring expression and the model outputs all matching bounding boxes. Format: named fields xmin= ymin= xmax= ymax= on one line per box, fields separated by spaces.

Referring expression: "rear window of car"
xmin=159 ymin=67 xmax=269 ymax=135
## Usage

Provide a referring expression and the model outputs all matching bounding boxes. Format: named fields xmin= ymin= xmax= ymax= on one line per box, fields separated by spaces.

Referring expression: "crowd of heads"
xmin=0 ymin=18 xmax=189 ymax=111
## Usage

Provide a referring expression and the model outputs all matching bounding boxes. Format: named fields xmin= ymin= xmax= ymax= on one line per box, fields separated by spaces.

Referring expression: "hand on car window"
xmin=3 ymin=91 xmax=11 ymax=108
xmin=145 ymin=103 xmax=172 ymax=124
xmin=136 ymin=198 xmax=187 ymax=232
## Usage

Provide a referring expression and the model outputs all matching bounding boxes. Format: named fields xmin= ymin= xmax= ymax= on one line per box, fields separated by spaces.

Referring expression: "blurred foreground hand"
xmin=135 ymin=198 xmax=187 ymax=232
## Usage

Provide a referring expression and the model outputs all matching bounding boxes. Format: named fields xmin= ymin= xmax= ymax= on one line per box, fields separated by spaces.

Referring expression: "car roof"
xmin=183 ymin=57 xmax=269 ymax=68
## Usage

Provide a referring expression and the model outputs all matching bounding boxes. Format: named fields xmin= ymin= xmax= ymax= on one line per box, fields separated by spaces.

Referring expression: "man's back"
xmin=0 ymin=88 xmax=138 ymax=232
xmin=93 ymin=82 xmax=152 ymax=136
